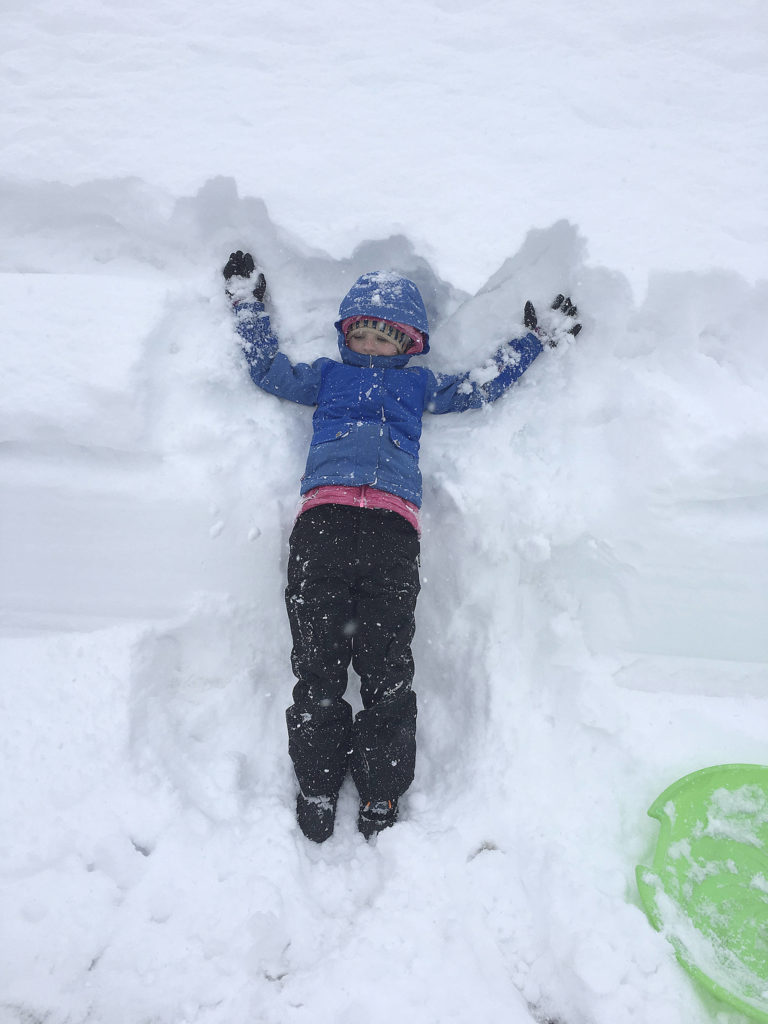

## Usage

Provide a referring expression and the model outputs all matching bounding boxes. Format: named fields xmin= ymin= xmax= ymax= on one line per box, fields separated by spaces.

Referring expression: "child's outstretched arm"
xmin=224 ymin=251 xmax=327 ymax=407
xmin=424 ymin=295 xmax=582 ymax=414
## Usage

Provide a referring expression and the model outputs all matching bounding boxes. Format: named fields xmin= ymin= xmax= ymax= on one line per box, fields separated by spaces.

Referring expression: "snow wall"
xmin=2 ymin=177 xmax=767 ymax=1024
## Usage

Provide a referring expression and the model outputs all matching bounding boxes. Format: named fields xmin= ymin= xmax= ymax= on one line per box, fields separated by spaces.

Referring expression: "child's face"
xmin=345 ymin=327 xmax=403 ymax=356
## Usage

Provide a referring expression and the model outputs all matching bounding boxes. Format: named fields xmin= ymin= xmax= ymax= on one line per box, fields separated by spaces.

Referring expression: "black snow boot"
xmin=358 ymin=797 xmax=399 ymax=840
xmin=296 ymin=791 xmax=338 ymax=843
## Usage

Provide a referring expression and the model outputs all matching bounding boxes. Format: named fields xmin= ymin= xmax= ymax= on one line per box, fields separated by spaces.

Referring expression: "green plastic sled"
xmin=637 ymin=764 xmax=768 ymax=1022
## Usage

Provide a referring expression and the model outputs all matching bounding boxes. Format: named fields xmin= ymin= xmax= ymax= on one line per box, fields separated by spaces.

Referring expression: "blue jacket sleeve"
xmin=423 ymin=332 xmax=544 ymax=414
xmin=234 ymin=300 xmax=326 ymax=407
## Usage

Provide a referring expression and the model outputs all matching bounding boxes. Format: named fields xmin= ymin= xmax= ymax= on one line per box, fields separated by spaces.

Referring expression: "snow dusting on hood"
xmin=335 ymin=271 xmax=431 ymax=352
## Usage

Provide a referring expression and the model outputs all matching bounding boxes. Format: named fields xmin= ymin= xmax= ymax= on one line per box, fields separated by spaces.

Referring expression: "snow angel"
xmin=224 ymin=251 xmax=581 ymax=842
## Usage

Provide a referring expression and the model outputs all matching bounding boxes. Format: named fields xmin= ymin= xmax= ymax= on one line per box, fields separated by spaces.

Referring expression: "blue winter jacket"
xmin=235 ymin=272 xmax=543 ymax=508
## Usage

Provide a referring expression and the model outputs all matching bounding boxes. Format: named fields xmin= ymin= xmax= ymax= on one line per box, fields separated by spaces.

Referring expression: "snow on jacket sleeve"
xmin=423 ymin=331 xmax=543 ymax=414
xmin=234 ymin=300 xmax=325 ymax=407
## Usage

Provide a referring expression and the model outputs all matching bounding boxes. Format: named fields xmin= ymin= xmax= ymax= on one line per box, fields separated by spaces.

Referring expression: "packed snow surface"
xmin=1 ymin=1 xmax=768 ymax=1023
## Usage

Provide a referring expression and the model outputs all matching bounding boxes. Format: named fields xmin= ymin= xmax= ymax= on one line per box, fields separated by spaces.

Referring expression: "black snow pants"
xmin=284 ymin=503 xmax=420 ymax=802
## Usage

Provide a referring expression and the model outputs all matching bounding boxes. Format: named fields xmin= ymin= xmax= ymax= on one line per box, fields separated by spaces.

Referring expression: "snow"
xmin=1 ymin=1 xmax=767 ymax=1022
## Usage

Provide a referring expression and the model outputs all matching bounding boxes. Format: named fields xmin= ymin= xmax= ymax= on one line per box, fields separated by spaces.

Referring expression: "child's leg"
xmin=349 ymin=511 xmax=421 ymax=802
xmin=284 ymin=505 xmax=358 ymax=797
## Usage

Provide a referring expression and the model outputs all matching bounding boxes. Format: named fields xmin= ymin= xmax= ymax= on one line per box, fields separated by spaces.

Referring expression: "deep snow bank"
xmin=1 ymin=178 xmax=767 ymax=1024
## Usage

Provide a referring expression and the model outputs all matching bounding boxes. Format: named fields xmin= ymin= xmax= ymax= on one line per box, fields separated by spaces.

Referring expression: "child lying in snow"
xmin=224 ymin=251 xmax=581 ymax=842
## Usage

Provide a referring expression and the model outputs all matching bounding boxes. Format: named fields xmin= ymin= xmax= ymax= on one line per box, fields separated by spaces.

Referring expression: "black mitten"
xmin=551 ymin=294 xmax=582 ymax=337
xmin=523 ymin=295 xmax=582 ymax=347
xmin=223 ymin=250 xmax=267 ymax=302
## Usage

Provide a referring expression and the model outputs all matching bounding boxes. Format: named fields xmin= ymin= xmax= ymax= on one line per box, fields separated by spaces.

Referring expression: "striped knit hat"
xmin=340 ymin=316 xmax=425 ymax=354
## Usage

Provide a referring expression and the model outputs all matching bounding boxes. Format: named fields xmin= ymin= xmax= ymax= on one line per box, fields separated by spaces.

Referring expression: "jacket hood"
xmin=334 ymin=272 xmax=430 ymax=356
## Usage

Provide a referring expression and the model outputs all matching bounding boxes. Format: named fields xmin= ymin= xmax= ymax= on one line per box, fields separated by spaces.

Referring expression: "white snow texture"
xmin=1 ymin=2 xmax=767 ymax=1023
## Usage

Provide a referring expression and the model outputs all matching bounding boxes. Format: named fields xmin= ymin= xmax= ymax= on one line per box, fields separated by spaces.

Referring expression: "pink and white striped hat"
xmin=340 ymin=316 xmax=425 ymax=354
